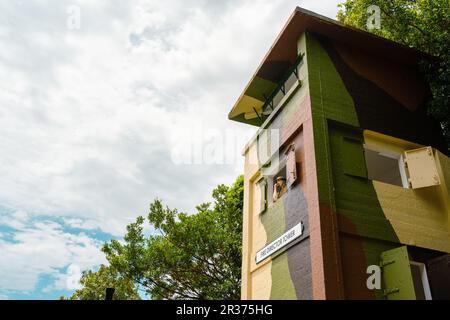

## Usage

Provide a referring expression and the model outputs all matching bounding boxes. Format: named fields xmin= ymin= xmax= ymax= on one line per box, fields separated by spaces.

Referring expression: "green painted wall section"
xmin=328 ymin=127 xmax=400 ymax=243
xmin=270 ymin=252 xmax=297 ymax=299
xmin=305 ymin=33 xmax=359 ymax=208
xmin=260 ymin=195 xmax=297 ymax=299
xmin=305 ymin=33 xmax=401 ymax=299
xmin=306 ymin=34 xmax=359 ymax=126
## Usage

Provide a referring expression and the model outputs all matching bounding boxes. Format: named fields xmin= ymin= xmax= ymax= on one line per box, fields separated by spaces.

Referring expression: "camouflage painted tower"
xmin=229 ymin=8 xmax=450 ymax=300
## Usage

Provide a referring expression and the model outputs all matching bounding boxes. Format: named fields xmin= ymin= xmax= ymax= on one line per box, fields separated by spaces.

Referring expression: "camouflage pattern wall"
xmin=238 ymin=21 xmax=450 ymax=300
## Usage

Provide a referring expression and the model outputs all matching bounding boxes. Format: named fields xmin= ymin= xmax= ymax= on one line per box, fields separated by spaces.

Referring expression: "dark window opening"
xmin=269 ymin=165 xmax=287 ymax=204
xmin=364 ymin=148 xmax=405 ymax=187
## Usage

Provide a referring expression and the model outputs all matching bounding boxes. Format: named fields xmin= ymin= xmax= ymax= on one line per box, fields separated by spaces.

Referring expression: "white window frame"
xmin=410 ymin=261 xmax=433 ymax=300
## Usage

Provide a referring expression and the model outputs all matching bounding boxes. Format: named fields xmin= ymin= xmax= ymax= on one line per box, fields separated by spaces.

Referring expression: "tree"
xmin=337 ymin=0 xmax=450 ymax=153
xmin=101 ymin=175 xmax=244 ymax=300
xmin=67 ymin=265 xmax=140 ymax=300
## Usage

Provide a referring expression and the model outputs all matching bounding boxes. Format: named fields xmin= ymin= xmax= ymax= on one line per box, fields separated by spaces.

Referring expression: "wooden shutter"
xmin=427 ymin=254 xmax=450 ymax=300
xmin=380 ymin=246 xmax=416 ymax=300
xmin=403 ymin=147 xmax=440 ymax=189
xmin=342 ymin=136 xmax=367 ymax=178
xmin=258 ymin=179 xmax=267 ymax=214
xmin=286 ymin=145 xmax=297 ymax=188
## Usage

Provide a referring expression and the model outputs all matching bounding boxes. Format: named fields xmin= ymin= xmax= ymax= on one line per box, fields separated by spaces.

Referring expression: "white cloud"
xmin=0 ymin=210 xmax=29 ymax=230
xmin=0 ymin=1 xmax=342 ymax=235
xmin=0 ymin=214 xmax=106 ymax=293
xmin=42 ymin=264 xmax=83 ymax=293
xmin=62 ymin=218 xmax=100 ymax=231
xmin=0 ymin=0 xmax=342 ymax=297
xmin=301 ymin=0 xmax=345 ymax=18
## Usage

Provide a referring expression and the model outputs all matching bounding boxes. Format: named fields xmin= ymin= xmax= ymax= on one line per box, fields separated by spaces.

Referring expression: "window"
xmin=259 ymin=144 xmax=298 ymax=205
xmin=270 ymin=165 xmax=287 ymax=203
xmin=364 ymin=146 xmax=408 ymax=188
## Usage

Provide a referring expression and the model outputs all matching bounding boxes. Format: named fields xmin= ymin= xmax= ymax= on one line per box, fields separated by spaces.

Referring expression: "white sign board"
xmin=255 ymin=222 xmax=303 ymax=264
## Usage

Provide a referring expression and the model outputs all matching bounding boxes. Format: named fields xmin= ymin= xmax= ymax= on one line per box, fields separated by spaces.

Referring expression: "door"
xmin=380 ymin=246 xmax=416 ymax=300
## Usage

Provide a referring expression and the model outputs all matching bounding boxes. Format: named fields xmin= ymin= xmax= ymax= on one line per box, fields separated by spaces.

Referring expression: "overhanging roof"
xmin=228 ymin=7 xmax=426 ymax=126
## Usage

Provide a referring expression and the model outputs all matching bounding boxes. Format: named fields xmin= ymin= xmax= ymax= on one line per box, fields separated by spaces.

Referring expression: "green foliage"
xmin=102 ymin=175 xmax=244 ymax=300
xmin=67 ymin=265 xmax=140 ymax=300
xmin=337 ymin=0 xmax=450 ymax=152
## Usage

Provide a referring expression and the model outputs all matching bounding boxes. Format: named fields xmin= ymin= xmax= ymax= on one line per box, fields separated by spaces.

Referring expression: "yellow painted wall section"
xmin=250 ymin=180 xmax=268 ymax=272
xmin=242 ymin=141 xmax=273 ymax=299
xmin=365 ymin=131 xmax=450 ymax=253
xmin=240 ymin=31 xmax=325 ymax=300
xmin=436 ymin=150 xmax=450 ymax=212
xmin=251 ymin=263 xmax=272 ymax=299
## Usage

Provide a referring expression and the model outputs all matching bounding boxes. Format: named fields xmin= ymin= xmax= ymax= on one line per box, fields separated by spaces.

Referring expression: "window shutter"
xmin=257 ymin=130 xmax=271 ymax=166
xmin=258 ymin=179 xmax=267 ymax=214
xmin=342 ymin=136 xmax=367 ymax=178
xmin=380 ymin=246 xmax=416 ymax=300
xmin=403 ymin=147 xmax=440 ymax=189
xmin=286 ymin=146 xmax=297 ymax=188
xmin=427 ymin=254 xmax=450 ymax=300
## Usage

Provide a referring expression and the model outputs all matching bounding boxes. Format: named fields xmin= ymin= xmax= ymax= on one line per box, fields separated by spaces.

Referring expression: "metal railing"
xmin=260 ymin=53 xmax=305 ymax=118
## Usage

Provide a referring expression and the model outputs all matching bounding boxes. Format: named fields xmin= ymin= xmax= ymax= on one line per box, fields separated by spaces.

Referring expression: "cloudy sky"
xmin=0 ymin=0 xmax=342 ymax=299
